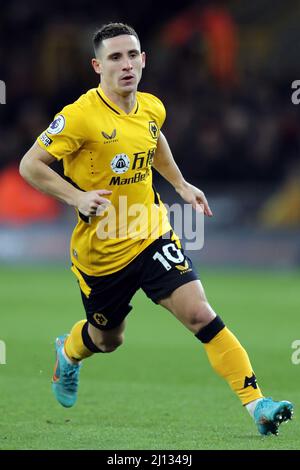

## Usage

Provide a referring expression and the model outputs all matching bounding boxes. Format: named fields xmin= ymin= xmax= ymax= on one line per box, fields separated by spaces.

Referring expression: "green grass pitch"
xmin=0 ymin=265 xmax=299 ymax=450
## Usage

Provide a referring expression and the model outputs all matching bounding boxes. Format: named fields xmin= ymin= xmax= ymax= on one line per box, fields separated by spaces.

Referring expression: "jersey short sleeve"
xmin=37 ymin=103 xmax=86 ymax=161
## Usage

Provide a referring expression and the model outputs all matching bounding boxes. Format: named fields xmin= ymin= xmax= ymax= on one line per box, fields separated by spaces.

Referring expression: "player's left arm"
xmin=153 ymin=131 xmax=213 ymax=216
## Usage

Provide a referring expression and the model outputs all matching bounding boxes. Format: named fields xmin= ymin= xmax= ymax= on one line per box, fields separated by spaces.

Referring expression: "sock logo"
xmin=244 ymin=373 xmax=257 ymax=389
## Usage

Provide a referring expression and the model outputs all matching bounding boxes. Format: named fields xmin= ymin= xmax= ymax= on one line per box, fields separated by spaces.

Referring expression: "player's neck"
xmin=100 ymin=84 xmax=136 ymax=114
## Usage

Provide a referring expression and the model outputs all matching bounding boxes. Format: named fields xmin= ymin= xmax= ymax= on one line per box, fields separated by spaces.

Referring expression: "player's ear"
xmin=91 ymin=58 xmax=101 ymax=75
xmin=141 ymin=51 xmax=146 ymax=69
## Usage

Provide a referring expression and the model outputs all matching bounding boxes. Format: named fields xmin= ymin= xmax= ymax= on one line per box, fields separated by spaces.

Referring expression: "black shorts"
xmin=74 ymin=232 xmax=199 ymax=330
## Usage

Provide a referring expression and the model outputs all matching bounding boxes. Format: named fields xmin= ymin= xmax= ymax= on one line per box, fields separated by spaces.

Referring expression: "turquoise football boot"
xmin=254 ymin=397 xmax=294 ymax=435
xmin=52 ymin=334 xmax=81 ymax=408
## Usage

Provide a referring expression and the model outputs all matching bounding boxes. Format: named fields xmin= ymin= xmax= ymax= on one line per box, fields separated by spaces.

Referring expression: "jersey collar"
xmin=96 ymin=86 xmax=139 ymax=116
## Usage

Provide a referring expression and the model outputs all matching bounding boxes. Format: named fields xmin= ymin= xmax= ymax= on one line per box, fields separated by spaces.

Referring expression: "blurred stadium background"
xmin=1 ymin=0 xmax=300 ymax=450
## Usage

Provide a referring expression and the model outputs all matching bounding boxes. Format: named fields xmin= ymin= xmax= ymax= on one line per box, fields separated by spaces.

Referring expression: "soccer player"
xmin=19 ymin=22 xmax=293 ymax=436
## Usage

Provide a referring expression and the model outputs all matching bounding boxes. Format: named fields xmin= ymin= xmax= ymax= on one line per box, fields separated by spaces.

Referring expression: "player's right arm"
xmin=19 ymin=143 xmax=111 ymax=216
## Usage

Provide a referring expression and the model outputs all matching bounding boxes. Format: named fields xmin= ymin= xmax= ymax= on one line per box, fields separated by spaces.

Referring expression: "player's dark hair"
xmin=93 ymin=22 xmax=140 ymax=55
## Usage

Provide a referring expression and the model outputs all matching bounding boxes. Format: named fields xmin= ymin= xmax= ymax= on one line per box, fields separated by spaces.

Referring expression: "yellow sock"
xmin=204 ymin=326 xmax=263 ymax=405
xmin=65 ymin=320 xmax=94 ymax=361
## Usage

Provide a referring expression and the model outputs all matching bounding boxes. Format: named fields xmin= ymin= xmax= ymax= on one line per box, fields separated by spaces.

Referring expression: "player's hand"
xmin=175 ymin=182 xmax=213 ymax=217
xmin=76 ymin=189 xmax=112 ymax=217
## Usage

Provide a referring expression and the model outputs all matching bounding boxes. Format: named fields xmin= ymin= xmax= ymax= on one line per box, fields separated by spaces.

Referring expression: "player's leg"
xmin=157 ymin=278 xmax=215 ymax=333
xmin=87 ymin=320 xmax=126 ymax=352
xmin=52 ymin=320 xmax=126 ymax=408
xmin=64 ymin=319 xmax=126 ymax=361
xmin=159 ymin=279 xmax=293 ymax=435
xmin=141 ymin=233 xmax=293 ymax=435
xmin=52 ymin=263 xmax=138 ymax=408
xmin=159 ymin=280 xmax=263 ymax=404
xmin=159 ymin=279 xmax=264 ymax=404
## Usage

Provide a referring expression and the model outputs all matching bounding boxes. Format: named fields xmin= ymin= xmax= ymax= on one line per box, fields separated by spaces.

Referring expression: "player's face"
xmin=95 ymin=35 xmax=145 ymax=95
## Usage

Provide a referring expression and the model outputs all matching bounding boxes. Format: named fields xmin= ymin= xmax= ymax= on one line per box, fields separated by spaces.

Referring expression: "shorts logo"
xmin=40 ymin=132 xmax=53 ymax=147
xmin=175 ymin=260 xmax=189 ymax=271
xmin=47 ymin=114 xmax=65 ymax=134
xmin=175 ymin=260 xmax=192 ymax=274
xmin=111 ymin=154 xmax=130 ymax=174
xmin=93 ymin=313 xmax=108 ymax=326
xmin=149 ymin=121 xmax=158 ymax=139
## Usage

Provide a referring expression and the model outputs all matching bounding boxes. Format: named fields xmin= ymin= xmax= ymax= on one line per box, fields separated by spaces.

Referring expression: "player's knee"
xmin=95 ymin=334 xmax=124 ymax=353
xmin=185 ymin=301 xmax=215 ymax=333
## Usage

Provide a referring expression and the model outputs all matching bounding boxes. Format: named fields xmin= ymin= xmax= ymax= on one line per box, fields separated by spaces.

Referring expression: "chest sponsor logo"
xmin=109 ymin=149 xmax=155 ymax=185
xmin=47 ymin=114 xmax=65 ymax=134
xmin=110 ymin=154 xmax=130 ymax=174
xmin=149 ymin=121 xmax=159 ymax=139
xmin=109 ymin=168 xmax=150 ymax=186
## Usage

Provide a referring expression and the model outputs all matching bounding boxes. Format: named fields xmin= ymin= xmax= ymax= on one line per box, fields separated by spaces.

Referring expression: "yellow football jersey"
xmin=37 ymin=85 xmax=172 ymax=275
